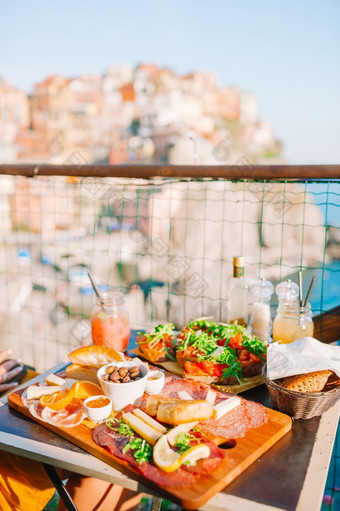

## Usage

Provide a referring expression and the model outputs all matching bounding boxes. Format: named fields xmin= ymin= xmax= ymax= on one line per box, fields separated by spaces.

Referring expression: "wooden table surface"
xmin=0 ymin=358 xmax=339 ymax=511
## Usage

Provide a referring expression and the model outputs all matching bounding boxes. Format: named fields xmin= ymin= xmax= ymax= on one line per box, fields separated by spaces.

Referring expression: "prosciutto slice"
xmin=93 ymin=422 xmax=199 ymax=488
xmin=29 ymin=398 xmax=84 ymax=428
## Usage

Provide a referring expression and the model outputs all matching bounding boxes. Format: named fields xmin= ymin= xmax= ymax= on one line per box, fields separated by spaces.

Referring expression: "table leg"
xmin=150 ymin=496 xmax=162 ymax=511
xmin=42 ymin=463 xmax=79 ymax=511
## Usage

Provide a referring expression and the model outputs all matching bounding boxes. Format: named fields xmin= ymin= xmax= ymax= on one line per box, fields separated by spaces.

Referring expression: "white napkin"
xmin=267 ymin=337 xmax=340 ymax=380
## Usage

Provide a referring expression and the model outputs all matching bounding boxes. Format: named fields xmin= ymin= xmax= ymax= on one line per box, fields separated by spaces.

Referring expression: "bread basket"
xmin=262 ymin=365 xmax=340 ymax=419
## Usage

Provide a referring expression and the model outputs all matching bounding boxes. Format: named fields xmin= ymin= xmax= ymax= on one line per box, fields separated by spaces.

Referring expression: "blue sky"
xmin=1 ymin=0 xmax=339 ymax=163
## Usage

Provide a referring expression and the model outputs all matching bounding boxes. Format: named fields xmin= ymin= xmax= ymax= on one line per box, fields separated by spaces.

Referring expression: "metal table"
xmin=0 ymin=361 xmax=339 ymax=511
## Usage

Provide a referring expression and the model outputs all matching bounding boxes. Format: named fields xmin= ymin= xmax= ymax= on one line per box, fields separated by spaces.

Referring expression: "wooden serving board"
xmin=131 ymin=347 xmax=264 ymax=394
xmin=7 ymin=387 xmax=292 ymax=510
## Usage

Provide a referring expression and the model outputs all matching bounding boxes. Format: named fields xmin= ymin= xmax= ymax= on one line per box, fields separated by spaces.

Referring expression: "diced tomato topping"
xmin=212 ymin=363 xmax=228 ymax=377
xmin=184 ymin=361 xmax=206 ymax=376
xmin=200 ymin=360 xmax=216 ymax=376
xmin=217 ymin=337 xmax=227 ymax=347
xmin=249 ymin=352 xmax=260 ymax=363
xmin=227 ymin=333 xmax=244 ymax=350
xmin=238 ymin=348 xmax=249 ymax=361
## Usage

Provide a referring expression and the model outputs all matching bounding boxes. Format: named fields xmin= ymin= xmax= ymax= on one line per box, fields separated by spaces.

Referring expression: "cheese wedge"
xmin=206 ymin=388 xmax=217 ymax=406
xmin=26 ymin=385 xmax=62 ymax=400
xmin=166 ymin=421 xmax=198 ymax=446
xmin=45 ymin=373 xmax=66 ymax=386
xmin=177 ymin=390 xmax=193 ymax=400
xmin=122 ymin=412 xmax=163 ymax=445
xmin=212 ymin=396 xmax=241 ymax=420
xmin=132 ymin=408 xmax=167 ymax=434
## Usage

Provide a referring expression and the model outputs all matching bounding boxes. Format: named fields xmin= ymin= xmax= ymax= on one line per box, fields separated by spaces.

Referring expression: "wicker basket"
xmin=262 ymin=365 xmax=340 ymax=419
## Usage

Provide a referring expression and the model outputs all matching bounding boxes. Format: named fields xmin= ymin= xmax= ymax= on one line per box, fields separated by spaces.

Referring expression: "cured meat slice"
xmin=245 ymin=401 xmax=268 ymax=429
xmin=182 ymin=440 xmax=225 ymax=475
xmin=199 ymin=400 xmax=251 ymax=439
xmin=161 ymin=376 xmax=213 ymax=400
xmin=42 ymin=400 xmax=84 ymax=428
xmin=92 ymin=423 xmax=199 ymax=488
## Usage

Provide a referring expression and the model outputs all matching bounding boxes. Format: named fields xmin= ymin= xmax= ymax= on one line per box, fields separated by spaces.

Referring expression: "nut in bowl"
xmin=83 ymin=395 xmax=112 ymax=423
xmin=97 ymin=361 xmax=149 ymax=411
xmin=145 ymin=370 xmax=165 ymax=395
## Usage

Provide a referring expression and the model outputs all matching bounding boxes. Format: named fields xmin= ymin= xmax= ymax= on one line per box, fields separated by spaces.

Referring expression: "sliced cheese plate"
xmin=130 ymin=347 xmax=264 ymax=394
xmin=7 ymin=374 xmax=291 ymax=510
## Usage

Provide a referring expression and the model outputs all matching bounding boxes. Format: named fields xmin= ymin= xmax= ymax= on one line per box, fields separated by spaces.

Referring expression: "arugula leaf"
xmin=123 ymin=437 xmax=153 ymax=464
xmin=177 ymin=330 xmax=219 ymax=356
xmin=138 ymin=323 xmax=175 ymax=349
xmin=241 ymin=336 xmax=267 ymax=357
xmin=174 ymin=432 xmax=200 ymax=455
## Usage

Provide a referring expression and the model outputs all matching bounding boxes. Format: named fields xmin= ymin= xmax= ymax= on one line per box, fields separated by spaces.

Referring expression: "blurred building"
xmin=0 ymin=64 xmax=285 ymax=166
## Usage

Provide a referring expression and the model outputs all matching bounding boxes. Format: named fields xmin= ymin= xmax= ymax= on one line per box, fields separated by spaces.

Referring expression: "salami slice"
xmin=245 ymin=400 xmax=268 ymax=429
xmin=199 ymin=400 xmax=251 ymax=439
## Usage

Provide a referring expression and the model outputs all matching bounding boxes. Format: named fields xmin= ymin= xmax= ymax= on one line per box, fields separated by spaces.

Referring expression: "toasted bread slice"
xmin=138 ymin=343 xmax=169 ymax=363
xmin=66 ymin=364 xmax=99 ymax=384
xmin=281 ymin=370 xmax=333 ymax=393
xmin=68 ymin=345 xmax=123 ymax=368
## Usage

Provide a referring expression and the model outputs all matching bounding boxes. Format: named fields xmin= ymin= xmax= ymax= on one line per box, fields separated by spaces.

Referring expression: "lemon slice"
xmin=153 ymin=435 xmax=210 ymax=473
xmin=179 ymin=444 xmax=210 ymax=467
xmin=153 ymin=435 xmax=181 ymax=472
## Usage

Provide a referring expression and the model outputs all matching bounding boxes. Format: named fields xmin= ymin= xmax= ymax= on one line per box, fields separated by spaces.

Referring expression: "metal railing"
xmin=0 ymin=164 xmax=339 ymax=371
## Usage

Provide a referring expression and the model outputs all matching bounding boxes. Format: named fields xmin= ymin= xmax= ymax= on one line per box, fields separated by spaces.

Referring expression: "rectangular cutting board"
xmin=7 ymin=387 xmax=291 ymax=510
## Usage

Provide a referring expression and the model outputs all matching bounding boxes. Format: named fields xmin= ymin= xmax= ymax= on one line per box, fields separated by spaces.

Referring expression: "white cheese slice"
xmin=26 ymin=385 xmax=62 ymax=400
xmin=210 ymin=346 xmax=225 ymax=357
xmin=122 ymin=412 xmax=163 ymax=445
xmin=166 ymin=421 xmax=198 ymax=446
xmin=177 ymin=391 xmax=193 ymax=400
xmin=45 ymin=373 xmax=66 ymax=386
xmin=133 ymin=408 xmax=167 ymax=434
xmin=206 ymin=387 xmax=217 ymax=406
xmin=212 ymin=396 xmax=241 ymax=420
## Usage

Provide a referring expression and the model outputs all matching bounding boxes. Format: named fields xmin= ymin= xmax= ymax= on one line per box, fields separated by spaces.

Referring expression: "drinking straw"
xmin=303 ymin=276 xmax=316 ymax=307
xmin=298 ymin=271 xmax=303 ymax=307
xmin=87 ymin=270 xmax=105 ymax=307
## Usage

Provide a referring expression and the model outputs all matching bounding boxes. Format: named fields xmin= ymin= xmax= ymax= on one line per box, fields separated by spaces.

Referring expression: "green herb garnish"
xmin=138 ymin=323 xmax=175 ymax=349
xmin=174 ymin=432 xmax=200 ymax=454
xmin=123 ymin=437 xmax=153 ymax=464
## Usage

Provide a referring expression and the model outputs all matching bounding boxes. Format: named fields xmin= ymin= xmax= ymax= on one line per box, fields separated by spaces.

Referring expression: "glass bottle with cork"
xmin=226 ymin=256 xmax=249 ymax=326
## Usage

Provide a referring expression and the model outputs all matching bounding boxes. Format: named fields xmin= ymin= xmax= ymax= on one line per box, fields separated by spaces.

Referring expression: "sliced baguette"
xmin=156 ymin=399 xmax=213 ymax=425
xmin=281 ymin=370 xmax=333 ymax=393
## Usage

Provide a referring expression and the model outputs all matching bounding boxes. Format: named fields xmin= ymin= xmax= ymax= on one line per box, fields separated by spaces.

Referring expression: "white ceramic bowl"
xmin=83 ymin=395 xmax=112 ymax=423
xmin=145 ymin=370 xmax=165 ymax=395
xmin=97 ymin=361 xmax=149 ymax=411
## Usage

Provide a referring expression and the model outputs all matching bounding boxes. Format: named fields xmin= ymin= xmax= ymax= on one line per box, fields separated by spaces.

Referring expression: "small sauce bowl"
xmin=145 ymin=370 xmax=165 ymax=395
xmin=83 ymin=395 xmax=112 ymax=423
